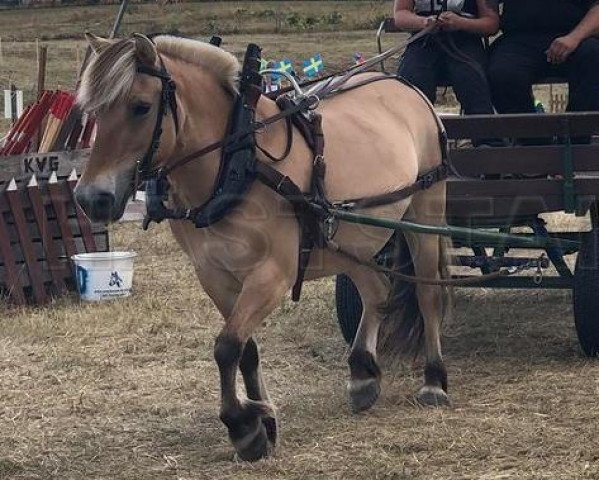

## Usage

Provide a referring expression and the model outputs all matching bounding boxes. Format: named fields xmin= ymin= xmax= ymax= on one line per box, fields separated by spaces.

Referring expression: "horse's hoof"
xmin=348 ymin=378 xmax=381 ymax=413
xmin=234 ymin=421 xmax=272 ymax=462
xmin=416 ymin=385 xmax=450 ymax=407
xmin=223 ymin=400 xmax=277 ymax=462
xmin=262 ymin=414 xmax=278 ymax=447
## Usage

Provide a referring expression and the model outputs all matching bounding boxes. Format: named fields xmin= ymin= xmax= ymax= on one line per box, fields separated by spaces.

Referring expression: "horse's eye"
xmin=132 ymin=103 xmax=151 ymax=117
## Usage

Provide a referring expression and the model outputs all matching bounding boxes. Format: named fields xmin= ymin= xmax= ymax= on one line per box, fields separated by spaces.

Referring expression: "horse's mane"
xmin=77 ymin=35 xmax=239 ymax=113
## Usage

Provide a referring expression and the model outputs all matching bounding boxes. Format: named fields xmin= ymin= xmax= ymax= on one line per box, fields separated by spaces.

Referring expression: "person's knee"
xmin=487 ymin=58 xmax=530 ymax=92
xmin=570 ymin=38 xmax=599 ymax=73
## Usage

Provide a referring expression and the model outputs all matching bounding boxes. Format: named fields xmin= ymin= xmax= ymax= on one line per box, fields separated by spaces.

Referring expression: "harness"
xmin=135 ymin=42 xmax=449 ymax=301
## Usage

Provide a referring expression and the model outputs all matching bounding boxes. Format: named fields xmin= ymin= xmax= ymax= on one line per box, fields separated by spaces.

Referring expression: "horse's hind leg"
xmin=405 ymin=232 xmax=450 ymax=406
xmin=345 ymin=265 xmax=390 ymax=413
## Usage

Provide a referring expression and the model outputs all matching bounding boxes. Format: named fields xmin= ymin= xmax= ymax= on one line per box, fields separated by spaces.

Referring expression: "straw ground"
xmin=0 ymin=2 xmax=592 ymax=478
xmin=1 ymin=221 xmax=598 ymax=479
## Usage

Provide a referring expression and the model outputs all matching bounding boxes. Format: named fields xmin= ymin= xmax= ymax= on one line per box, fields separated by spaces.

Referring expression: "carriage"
xmin=335 ymin=19 xmax=599 ymax=358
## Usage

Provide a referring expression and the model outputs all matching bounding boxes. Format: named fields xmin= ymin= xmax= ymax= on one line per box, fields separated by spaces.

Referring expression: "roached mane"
xmin=77 ymin=35 xmax=240 ymax=113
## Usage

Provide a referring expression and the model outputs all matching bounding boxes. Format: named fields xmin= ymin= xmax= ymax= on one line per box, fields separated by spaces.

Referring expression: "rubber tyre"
xmin=573 ymin=227 xmax=599 ymax=357
xmin=335 ymin=274 xmax=363 ymax=345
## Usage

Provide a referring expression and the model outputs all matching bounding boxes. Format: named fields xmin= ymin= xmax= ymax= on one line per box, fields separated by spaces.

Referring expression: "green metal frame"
xmin=330 ymin=209 xmax=581 ymax=251
xmin=561 ymin=118 xmax=576 ymax=213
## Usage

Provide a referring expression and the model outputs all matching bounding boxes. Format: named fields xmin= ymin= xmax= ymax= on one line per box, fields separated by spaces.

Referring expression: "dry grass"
xmin=1 ymin=222 xmax=598 ymax=479
xmin=0 ymin=4 xmax=592 ymax=478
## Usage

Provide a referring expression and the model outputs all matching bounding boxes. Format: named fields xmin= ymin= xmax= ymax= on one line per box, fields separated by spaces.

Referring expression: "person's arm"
xmin=436 ymin=0 xmax=500 ymax=36
xmin=547 ymin=2 xmax=599 ymax=64
xmin=394 ymin=0 xmax=437 ymax=31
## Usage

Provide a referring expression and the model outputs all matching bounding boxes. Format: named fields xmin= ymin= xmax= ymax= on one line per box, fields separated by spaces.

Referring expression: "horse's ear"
xmin=133 ymin=33 xmax=157 ymax=66
xmin=85 ymin=32 xmax=112 ymax=54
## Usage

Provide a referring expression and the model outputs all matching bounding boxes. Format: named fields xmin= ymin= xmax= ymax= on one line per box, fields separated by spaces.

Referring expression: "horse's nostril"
xmin=95 ymin=192 xmax=115 ymax=212
xmin=76 ymin=189 xmax=115 ymax=222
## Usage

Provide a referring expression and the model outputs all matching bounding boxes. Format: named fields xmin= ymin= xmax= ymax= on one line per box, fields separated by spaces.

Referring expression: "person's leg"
xmin=398 ymin=38 xmax=442 ymax=104
xmin=444 ymin=34 xmax=502 ymax=147
xmin=488 ymin=33 xmax=549 ymax=114
xmin=445 ymin=33 xmax=494 ymax=115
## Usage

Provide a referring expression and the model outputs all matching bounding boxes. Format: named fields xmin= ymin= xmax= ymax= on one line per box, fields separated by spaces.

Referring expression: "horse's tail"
xmin=377 ymin=233 xmax=453 ymax=360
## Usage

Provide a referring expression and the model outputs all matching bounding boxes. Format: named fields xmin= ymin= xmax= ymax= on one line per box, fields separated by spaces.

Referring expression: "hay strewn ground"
xmin=0 ymin=2 xmax=594 ymax=478
xmin=1 ymin=222 xmax=598 ymax=479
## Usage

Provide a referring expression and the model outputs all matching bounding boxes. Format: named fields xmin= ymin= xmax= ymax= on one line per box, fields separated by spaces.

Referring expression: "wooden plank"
xmin=0 ymin=202 xmax=26 ymax=304
xmin=47 ymin=173 xmax=77 ymax=259
xmin=441 ymin=112 xmax=599 ymax=140
xmin=0 ymin=233 xmax=108 ymax=268
xmin=450 ymin=145 xmax=599 ymax=176
xmin=67 ymin=173 xmax=97 ymax=252
xmin=0 ymin=149 xmax=90 ymax=182
xmin=27 ymin=175 xmax=67 ymax=294
xmin=5 ymin=179 xmax=47 ymax=303
xmin=448 ymin=177 xmax=599 ymax=198
xmin=447 ymin=195 xmax=564 ymax=222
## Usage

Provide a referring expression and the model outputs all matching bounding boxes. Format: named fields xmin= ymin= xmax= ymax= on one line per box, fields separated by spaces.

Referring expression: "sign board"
xmin=0 ymin=149 xmax=90 ymax=181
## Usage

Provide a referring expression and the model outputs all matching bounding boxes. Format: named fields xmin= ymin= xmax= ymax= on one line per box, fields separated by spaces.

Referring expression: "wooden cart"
xmin=336 ymin=111 xmax=599 ymax=357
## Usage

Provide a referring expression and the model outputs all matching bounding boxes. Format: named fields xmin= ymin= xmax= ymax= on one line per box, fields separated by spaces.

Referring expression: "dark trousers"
xmin=398 ymin=32 xmax=495 ymax=115
xmin=488 ymin=33 xmax=599 ymax=113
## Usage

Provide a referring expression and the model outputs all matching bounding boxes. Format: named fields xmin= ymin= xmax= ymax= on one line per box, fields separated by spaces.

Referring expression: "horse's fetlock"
xmin=348 ymin=348 xmax=381 ymax=380
xmin=424 ymin=359 xmax=448 ymax=392
xmin=214 ymin=333 xmax=243 ymax=367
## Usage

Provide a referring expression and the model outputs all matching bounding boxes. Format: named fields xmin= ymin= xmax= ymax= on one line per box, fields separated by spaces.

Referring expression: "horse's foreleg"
xmin=345 ymin=265 xmax=390 ymax=413
xmin=213 ymin=265 xmax=289 ymax=461
xmin=406 ymin=232 xmax=449 ymax=406
xmin=239 ymin=337 xmax=278 ymax=446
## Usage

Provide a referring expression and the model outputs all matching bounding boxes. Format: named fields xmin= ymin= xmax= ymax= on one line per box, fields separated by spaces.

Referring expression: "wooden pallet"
xmin=0 ymin=149 xmax=108 ymax=305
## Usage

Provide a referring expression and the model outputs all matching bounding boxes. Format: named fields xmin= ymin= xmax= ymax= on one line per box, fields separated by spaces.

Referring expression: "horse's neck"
xmin=167 ymin=64 xmax=233 ymax=207
xmin=167 ymin=67 xmax=313 ymax=207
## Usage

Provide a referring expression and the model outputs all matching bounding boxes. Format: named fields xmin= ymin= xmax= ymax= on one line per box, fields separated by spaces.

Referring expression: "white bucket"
xmin=71 ymin=251 xmax=137 ymax=302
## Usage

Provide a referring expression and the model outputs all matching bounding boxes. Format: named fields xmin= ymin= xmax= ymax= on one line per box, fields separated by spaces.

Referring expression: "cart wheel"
xmin=573 ymin=228 xmax=599 ymax=357
xmin=335 ymin=275 xmax=362 ymax=344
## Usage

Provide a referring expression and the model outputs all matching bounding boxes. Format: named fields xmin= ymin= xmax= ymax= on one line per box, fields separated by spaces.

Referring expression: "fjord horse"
xmin=75 ymin=33 xmax=450 ymax=461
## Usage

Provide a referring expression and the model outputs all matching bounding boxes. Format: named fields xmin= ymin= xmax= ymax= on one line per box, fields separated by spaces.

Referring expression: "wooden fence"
xmin=0 ymin=149 xmax=108 ymax=304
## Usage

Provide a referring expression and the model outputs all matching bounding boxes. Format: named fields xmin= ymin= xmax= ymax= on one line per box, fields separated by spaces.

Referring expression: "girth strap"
xmin=336 ymin=164 xmax=449 ymax=210
xmin=254 ymin=162 xmax=323 ymax=301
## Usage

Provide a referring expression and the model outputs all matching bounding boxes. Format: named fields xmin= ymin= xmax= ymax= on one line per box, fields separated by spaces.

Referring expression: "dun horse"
xmin=75 ymin=33 xmax=450 ymax=461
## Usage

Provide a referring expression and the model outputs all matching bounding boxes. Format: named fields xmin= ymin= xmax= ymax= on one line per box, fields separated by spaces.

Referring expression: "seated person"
xmin=488 ymin=0 xmax=599 ymax=114
xmin=394 ymin=0 xmax=500 ymax=117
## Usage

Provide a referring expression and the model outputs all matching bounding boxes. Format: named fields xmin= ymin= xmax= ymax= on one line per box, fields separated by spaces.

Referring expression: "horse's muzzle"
xmin=75 ymin=186 xmax=117 ymax=223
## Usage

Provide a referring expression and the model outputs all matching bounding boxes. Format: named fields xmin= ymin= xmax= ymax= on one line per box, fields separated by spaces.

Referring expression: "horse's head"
xmin=76 ymin=32 xmax=240 ymax=223
xmin=75 ymin=33 xmax=177 ymax=223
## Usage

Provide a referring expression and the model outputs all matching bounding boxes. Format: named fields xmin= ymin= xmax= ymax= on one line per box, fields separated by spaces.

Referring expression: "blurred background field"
xmin=0 ymin=0 xmax=566 ymax=134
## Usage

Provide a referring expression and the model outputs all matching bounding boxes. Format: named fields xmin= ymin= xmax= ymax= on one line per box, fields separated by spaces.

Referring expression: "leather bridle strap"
xmin=159 ymin=94 xmax=318 ymax=177
xmin=136 ymin=58 xmax=179 ymax=182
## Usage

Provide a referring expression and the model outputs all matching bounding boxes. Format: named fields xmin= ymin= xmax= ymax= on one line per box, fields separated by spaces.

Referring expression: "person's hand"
xmin=546 ymin=35 xmax=581 ymax=64
xmin=422 ymin=15 xmax=438 ymax=30
xmin=437 ymin=11 xmax=465 ymax=31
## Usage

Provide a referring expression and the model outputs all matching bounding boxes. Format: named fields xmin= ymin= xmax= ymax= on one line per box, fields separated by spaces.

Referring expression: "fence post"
xmin=10 ymin=84 xmax=18 ymax=125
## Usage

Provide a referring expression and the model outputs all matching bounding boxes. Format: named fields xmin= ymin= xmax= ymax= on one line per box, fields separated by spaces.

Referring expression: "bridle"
xmin=135 ymin=58 xmax=180 ymax=184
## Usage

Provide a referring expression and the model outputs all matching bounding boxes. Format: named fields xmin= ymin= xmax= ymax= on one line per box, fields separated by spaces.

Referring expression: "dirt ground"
xmin=1 ymin=222 xmax=598 ymax=480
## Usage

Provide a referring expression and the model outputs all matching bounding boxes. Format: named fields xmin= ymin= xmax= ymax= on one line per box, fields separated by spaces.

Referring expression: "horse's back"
xmin=317 ymin=73 xmax=442 ymax=203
